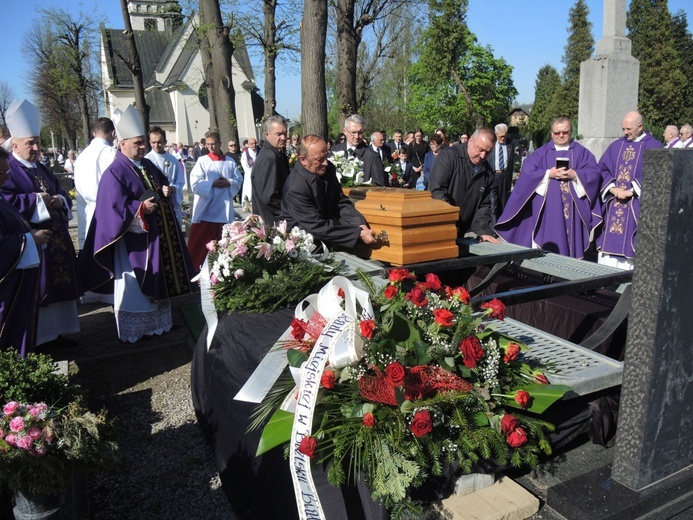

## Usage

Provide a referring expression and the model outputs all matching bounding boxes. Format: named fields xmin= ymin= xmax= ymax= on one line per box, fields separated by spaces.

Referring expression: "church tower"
xmin=127 ymin=0 xmax=183 ymax=33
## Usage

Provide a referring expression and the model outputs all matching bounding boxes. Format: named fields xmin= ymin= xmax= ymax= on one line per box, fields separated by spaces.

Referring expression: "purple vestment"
xmin=0 ymin=198 xmax=40 ymax=356
xmin=1 ymin=156 xmax=80 ymax=305
xmin=595 ymin=134 xmax=663 ymax=259
xmin=80 ymin=151 xmax=193 ymax=301
xmin=496 ymin=141 xmax=600 ymax=258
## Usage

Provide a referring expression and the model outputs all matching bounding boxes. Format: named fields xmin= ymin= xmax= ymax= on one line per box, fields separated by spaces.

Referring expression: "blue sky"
xmin=3 ymin=0 xmax=692 ymax=122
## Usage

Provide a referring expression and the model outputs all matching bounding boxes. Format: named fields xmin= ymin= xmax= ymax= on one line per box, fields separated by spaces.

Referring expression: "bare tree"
xmin=196 ymin=8 xmax=218 ymax=130
xmin=335 ymin=0 xmax=406 ymax=126
xmin=0 ymin=81 xmax=15 ymax=128
xmin=39 ymin=7 xmax=101 ymax=146
xmin=199 ymin=0 xmax=239 ymax=142
xmin=301 ymin=0 xmax=328 ymax=136
xmin=117 ymin=0 xmax=151 ymax=134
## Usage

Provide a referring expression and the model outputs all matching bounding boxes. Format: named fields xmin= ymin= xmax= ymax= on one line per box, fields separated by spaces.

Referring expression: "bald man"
xmin=595 ymin=111 xmax=663 ymax=270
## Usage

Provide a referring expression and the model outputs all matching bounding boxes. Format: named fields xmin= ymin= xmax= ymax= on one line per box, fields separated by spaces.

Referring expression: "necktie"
xmin=348 ymin=148 xmax=355 ymax=157
xmin=498 ymin=145 xmax=505 ymax=171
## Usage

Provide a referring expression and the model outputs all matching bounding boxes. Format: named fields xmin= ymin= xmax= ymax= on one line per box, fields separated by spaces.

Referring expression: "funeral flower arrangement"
xmin=0 ymin=350 xmax=118 ymax=497
xmin=252 ymin=270 xmax=569 ymax=517
xmin=207 ymin=214 xmax=338 ymax=314
xmin=329 ymin=150 xmax=365 ymax=187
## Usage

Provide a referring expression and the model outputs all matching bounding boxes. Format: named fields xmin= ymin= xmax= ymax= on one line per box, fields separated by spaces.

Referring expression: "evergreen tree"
xmin=627 ymin=0 xmax=687 ymax=128
xmin=670 ymin=11 xmax=693 ymax=123
xmin=552 ymin=0 xmax=594 ymax=122
xmin=529 ymin=65 xmax=562 ymax=147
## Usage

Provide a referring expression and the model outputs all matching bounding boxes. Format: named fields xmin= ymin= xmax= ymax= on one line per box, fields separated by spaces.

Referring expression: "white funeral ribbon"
xmin=199 ymin=254 xmax=219 ymax=351
xmin=235 ymin=276 xmax=372 ymax=403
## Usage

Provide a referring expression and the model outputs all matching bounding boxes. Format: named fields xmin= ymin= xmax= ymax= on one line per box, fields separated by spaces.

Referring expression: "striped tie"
xmin=499 ymin=145 xmax=505 ymax=171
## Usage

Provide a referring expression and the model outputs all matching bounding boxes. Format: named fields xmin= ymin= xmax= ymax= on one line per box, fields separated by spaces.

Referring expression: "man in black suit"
xmin=331 ymin=114 xmax=388 ymax=186
xmin=280 ymin=135 xmax=376 ymax=249
xmin=192 ymin=138 xmax=208 ymax=162
xmin=251 ymin=116 xmax=290 ymax=227
xmin=485 ymin=123 xmax=515 ymax=222
xmin=388 ymin=129 xmax=406 ymax=157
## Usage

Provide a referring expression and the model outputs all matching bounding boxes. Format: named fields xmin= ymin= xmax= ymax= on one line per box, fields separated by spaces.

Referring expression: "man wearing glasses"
xmin=225 ymin=139 xmax=241 ymax=166
xmin=674 ymin=124 xmax=693 ymax=148
xmin=496 ymin=117 xmax=600 ymax=259
xmin=486 ymin=123 xmax=515 ymax=222
xmin=330 ymin=114 xmax=387 ymax=186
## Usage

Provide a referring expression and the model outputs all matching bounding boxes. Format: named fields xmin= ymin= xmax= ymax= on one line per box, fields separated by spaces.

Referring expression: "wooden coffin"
xmin=347 ymin=187 xmax=460 ymax=265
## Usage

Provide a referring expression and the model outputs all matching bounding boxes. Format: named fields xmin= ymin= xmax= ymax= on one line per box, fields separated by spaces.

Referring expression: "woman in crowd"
xmin=421 ymin=133 xmax=443 ymax=190
xmin=408 ymin=128 xmax=429 ymax=182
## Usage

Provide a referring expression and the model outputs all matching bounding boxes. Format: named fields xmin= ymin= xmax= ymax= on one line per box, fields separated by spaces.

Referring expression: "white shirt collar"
xmin=12 ymin=152 xmax=36 ymax=168
xmin=555 ymin=144 xmax=570 ymax=151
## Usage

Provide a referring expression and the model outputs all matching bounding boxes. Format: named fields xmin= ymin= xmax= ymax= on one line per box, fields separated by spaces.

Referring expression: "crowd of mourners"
xmin=0 ymin=97 xmax=688 ymax=356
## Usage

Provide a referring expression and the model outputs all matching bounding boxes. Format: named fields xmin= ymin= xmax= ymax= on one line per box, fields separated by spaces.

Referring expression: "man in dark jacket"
xmin=427 ymin=128 xmax=499 ymax=243
xmin=330 ymin=114 xmax=388 ymax=186
xmin=251 ymin=116 xmax=290 ymax=227
xmin=280 ymin=135 xmax=376 ymax=249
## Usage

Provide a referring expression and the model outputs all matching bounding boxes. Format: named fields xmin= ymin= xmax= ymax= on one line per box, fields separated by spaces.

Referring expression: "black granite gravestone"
xmin=546 ymin=149 xmax=693 ymax=519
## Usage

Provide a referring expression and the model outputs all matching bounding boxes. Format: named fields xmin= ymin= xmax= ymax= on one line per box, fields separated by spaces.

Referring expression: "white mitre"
xmin=113 ymin=105 xmax=144 ymax=140
xmin=6 ymin=99 xmax=41 ymax=138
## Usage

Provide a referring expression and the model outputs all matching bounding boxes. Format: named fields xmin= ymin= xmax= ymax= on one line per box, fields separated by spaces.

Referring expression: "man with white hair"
xmin=486 ymin=123 xmax=515 ymax=221
xmin=663 ymin=125 xmax=680 ymax=148
xmin=80 ymin=105 xmax=193 ymax=343
xmin=0 ymin=99 xmax=80 ymax=347
xmin=331 ymin=114 xmax=387 ymax=187
xmin=675 ymin=124 xmax=693 ymax=148
xmin=595 ymin=110 xmax=662 ymax=270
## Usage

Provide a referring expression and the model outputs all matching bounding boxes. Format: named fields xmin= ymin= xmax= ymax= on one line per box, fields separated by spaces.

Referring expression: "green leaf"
xmin=287 ymin=349 xmax=308 ymax=368
xmin=504 ymin=383 xmax=572 ymax=414
xmin=256 ymin=409 xmax=294 ymax=456
xmin=472 ymin=412 xmax=489 ymax=427
xmin=440 ymin=357 xmax=456 ymax=371
xmin=384 ymin=312 xmax=421 ymax=348
xmin=400 ymin=400 xmax=414 ymax=414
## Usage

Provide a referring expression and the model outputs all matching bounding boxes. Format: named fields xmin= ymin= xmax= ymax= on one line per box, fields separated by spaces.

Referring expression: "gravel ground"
xmin=77 ymin=344 xmax=238 ymax=520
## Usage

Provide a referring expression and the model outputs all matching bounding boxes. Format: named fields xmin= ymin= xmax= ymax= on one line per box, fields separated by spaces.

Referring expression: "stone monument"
xmin=546 ymin=148 xmax=693 ymax=519
xmin=578 ymin=0 xmax=639 ymax=160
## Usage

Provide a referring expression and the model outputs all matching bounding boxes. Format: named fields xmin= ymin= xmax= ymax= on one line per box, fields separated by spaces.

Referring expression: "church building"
xmin=100 ymin=0 xmax=263 ymax=144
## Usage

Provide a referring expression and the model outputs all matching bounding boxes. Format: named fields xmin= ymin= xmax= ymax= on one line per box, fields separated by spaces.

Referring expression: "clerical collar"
xmin=12 ymin=152 xmax=36 ymax=169
xmin=127 ymin=157 xmax=143 ymax=168
xmin=555 ymin=144 xmax=570 ymax=151
xmin=629 ymin=133 xmax=646 ymax=143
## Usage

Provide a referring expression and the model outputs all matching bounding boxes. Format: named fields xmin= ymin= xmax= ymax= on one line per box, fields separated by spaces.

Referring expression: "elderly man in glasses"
xmin=330 ymin=114 xmax=387 ymax=186
xmin=496 ymin=117 xmax=601 ymax=259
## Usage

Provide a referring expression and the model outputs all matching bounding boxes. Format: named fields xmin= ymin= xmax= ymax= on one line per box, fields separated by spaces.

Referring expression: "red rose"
xmin=506 ymin=427 xmax=528 ymax=448
xmin=383 ymin=285 xmax=398 ymax=299
xmin=535 ymin=373 xmax=550 ymax=385
xmin=433 ymin=308 xmax=454 ymax=327
xmin=409 ymin=409 xmax=433 ymax=437
xmin=388 ymin=268 xmax=415 ymax=283
xmin=405 ymin=286 xmax=428 ymax=307
xmin=500 ymin=414 xmax=520 ymax=435
xmin=298 ymin=436 xmax=318 ymax=458
xmin=481 ymin=299 xmax=506 ymax=320
xmin=360 ymin=319 xmax=376 ymax=339
xmin=514 ymin=390 xmax=530 ymax=409
xmin=503 ymin=342 xmax=521 ymax=363
xmin=424 ymin=273 xmax=442 ymax=291
xmin=362 ymin=412 xmax=376 ymax=427
xmin=459 ymin=335 xmax=484 ymax=368
xmin=451 ymin=286 xmax=471 ymax=304
xmin=337 ymin=288 xmax=345 ymax=299
xmin=321 ymin=370 xmax=336 ymax=389
xmin=291 ymin=318 xmax=307 ymax=340
xmin=385 ymin=362 xmax=406 ymax=387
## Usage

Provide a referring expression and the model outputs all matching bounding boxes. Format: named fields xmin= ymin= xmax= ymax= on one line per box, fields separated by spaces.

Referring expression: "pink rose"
xmin=232 ymin=243 xmax=248 ymax=257
xmin=5 ymin=434 xmax=17 ymax=446
xmin=31 ymin=446 xmax=47 ymax=457
xmin=28 ymin=407 xmax=41 ymax=417
xmin=16 ymin=435 xmax=33 ymax=450
xmin=284 ymin=239 xmax=296 ymax=254
xmin=234 ymin=269 xmax=245 ymax=279
xmin=9 ymin=417 xmax=25 ymax=432
xmin=28 ymin=427 xmax=42 ymax=440
xmin=3 ymin=402 xmax=19 ymax=415
xmin=209 ymin=274 xmax=220 ymax=286
xmin=205 ymin=241 xmax=217 ymax=252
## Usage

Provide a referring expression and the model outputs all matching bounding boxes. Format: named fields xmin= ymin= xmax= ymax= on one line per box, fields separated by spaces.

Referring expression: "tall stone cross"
xmin=577 ymin=0 xmax=639 ymax=160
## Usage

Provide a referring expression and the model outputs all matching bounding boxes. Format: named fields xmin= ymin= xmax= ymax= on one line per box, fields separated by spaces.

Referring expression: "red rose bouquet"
xmin=252 ymin=270 xmax=570 ymax=518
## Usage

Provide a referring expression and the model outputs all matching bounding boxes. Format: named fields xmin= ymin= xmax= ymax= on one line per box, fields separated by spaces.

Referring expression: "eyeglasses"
xmin=347 ymin=130 xmax=364 ymax=136
xmin=552 ymin=131 xmax=571 ymax=136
